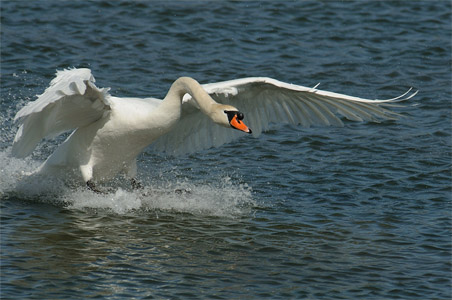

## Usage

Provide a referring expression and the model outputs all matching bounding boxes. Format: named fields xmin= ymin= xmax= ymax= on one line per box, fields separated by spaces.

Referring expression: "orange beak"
xmin=230 ymin=114 xmax=252 ymax=134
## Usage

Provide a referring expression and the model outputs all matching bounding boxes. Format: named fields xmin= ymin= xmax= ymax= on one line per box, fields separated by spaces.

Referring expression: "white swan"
xmin=12 ymin=68 xmax=416 ymax=191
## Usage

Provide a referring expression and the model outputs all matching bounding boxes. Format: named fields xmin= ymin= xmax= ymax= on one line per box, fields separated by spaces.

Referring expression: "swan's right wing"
xmin=12 ymin=68 xmax=111 ymax=158
xmin=151 ymin=77 xmax=417 ymax=156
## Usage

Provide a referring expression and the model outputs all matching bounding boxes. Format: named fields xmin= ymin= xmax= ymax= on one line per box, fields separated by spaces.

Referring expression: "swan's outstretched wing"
xmin=152 ymin=77 xmax=417 ymax=156
xmin=12 ymin=68 xmax=111 ymax=158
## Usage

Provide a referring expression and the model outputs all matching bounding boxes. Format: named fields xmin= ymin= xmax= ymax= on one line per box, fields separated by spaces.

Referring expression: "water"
xmin=1 ymin=1 xmax=451 ymax=299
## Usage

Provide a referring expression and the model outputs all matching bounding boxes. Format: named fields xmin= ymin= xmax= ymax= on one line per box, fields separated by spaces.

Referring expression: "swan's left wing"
xmin=12 ymin=68 xmax=111 ymax=158
xmin=151 ymin=77 xmax=417 ymax=156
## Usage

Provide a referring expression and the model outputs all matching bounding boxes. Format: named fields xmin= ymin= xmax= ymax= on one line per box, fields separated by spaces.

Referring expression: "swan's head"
xmin=210 ymin=104 xmax=252 ymax=134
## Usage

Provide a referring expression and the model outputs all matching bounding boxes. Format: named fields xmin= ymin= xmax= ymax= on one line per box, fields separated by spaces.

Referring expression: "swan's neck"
xmin=161 ymin=77 xmax=216 ymax=117
xmin=136 ymin=77 xmax=219 ymax=144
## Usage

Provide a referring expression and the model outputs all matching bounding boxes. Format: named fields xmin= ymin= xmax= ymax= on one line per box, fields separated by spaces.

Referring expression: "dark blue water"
xmin=1 ymin=1 xmax=451 ymax=299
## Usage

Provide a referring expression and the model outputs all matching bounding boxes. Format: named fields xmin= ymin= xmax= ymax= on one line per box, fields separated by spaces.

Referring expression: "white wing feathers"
xmin=12 ymin=68 xmax=111 ymax=158
xmin=153 ymin=77 xmax=417 ymax=155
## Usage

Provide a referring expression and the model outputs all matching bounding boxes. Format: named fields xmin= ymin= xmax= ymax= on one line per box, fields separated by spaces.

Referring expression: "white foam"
xmin=0 ymin=148 xmax=256 ymax=217
xmin=140 ymin=178 xmax=254 ymax=217
xmin=66 ymin=177 xmax=255 ymax=217
xmin=0 ymin=149 xmax=43 ymax=194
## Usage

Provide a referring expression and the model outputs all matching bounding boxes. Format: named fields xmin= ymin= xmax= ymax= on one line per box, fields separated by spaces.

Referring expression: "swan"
xmin=12 ymin=68 xmax=417 ymax=191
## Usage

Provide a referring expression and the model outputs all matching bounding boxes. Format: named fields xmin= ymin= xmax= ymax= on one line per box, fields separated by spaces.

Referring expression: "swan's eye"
xmin=225 ymin=111 xmax=244 ymax=122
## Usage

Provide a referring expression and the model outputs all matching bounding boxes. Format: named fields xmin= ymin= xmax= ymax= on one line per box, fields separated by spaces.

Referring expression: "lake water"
xmin=1 ymin=1 xmax=451 ymax=299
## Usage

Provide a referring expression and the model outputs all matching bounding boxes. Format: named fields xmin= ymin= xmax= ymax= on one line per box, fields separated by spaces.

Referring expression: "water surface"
xmin=1 ymin=1 xmax=451 ymax=299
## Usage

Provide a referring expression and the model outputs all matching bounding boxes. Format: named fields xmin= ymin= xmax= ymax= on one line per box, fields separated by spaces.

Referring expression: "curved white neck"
xmin=161 ymin=77 xmax=216 ymax=116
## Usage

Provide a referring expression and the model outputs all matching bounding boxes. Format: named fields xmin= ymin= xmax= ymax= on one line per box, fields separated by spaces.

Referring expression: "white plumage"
xmin=12 ymin=68 xmax=417 ymax=188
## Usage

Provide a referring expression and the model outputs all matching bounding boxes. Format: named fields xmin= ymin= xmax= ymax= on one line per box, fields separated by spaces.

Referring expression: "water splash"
xmin=67 ymin=178 xmax=254 ymax=216
xmin=0 ymin=148 xmax=255 ymax=217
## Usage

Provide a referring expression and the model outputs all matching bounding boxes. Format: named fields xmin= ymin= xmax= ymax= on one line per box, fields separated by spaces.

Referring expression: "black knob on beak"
xmin=237 ymin=112 xmax=244 ymax=120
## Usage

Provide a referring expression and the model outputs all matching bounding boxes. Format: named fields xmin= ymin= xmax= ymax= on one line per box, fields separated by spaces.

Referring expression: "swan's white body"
xmin=12 ymin=68 xmax=416 ymax=185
